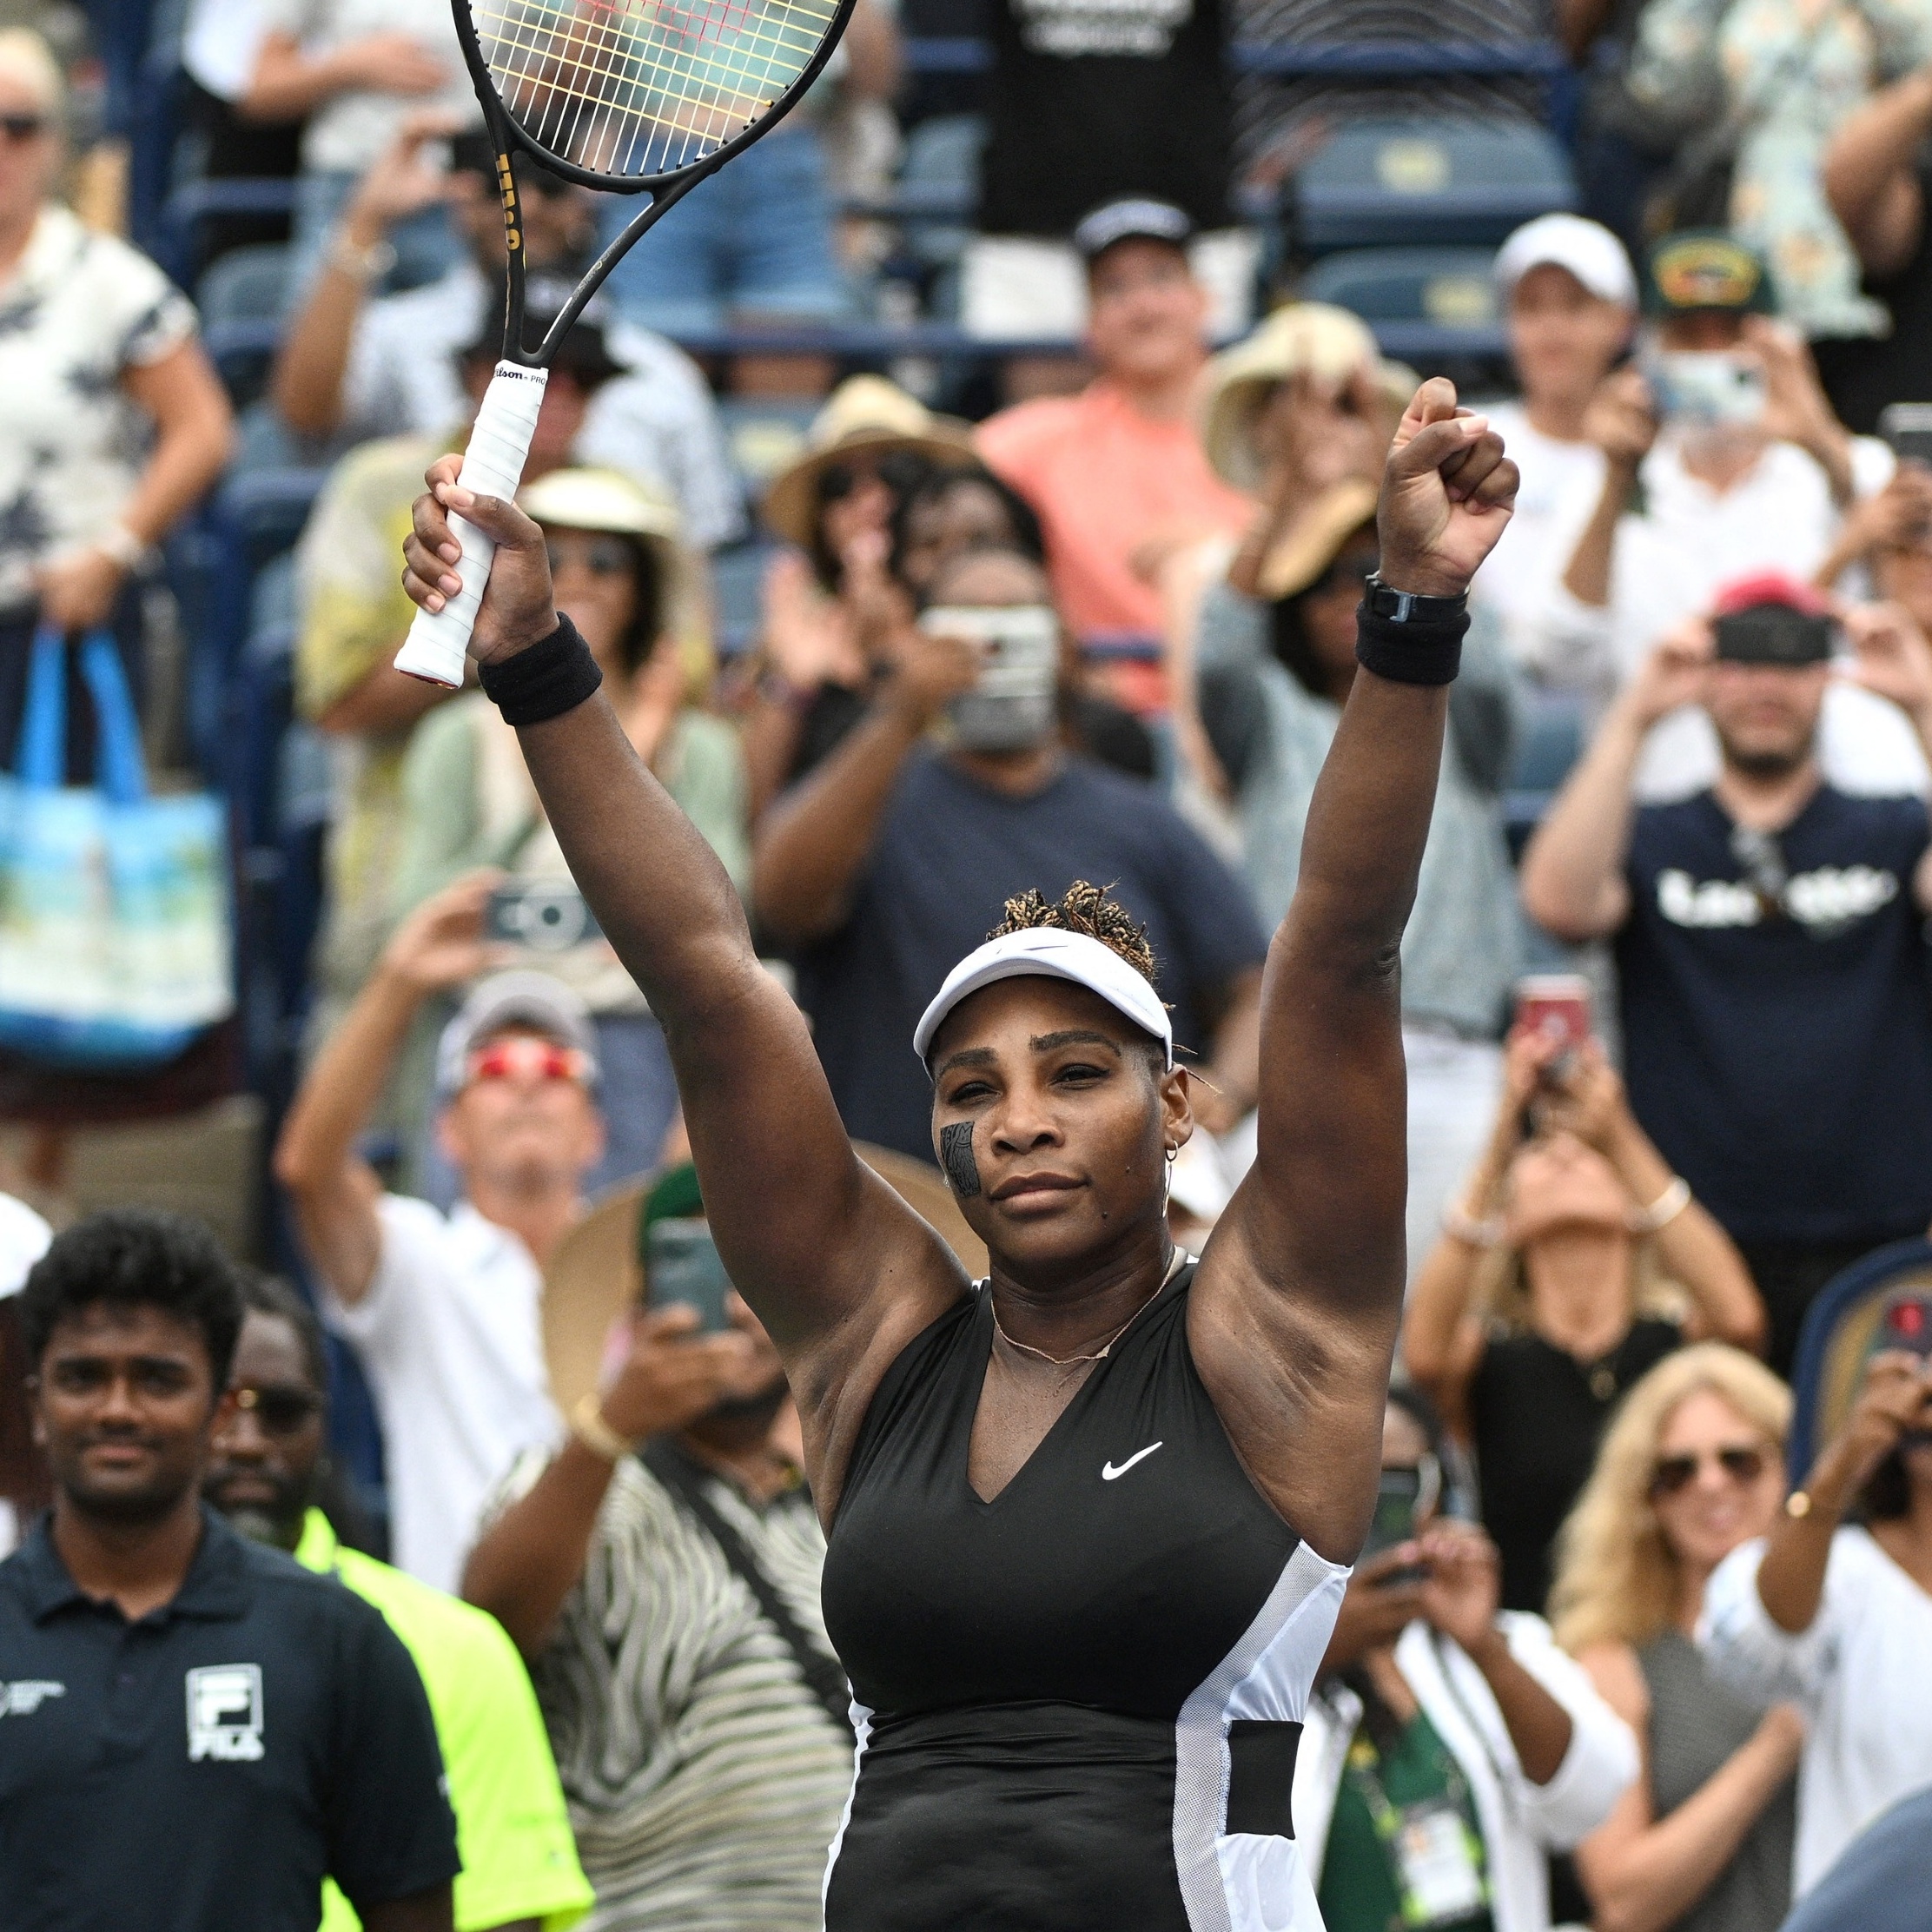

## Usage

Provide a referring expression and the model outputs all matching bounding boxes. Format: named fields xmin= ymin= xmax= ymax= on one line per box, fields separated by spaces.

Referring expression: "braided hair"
xmin=989 ymin=881 xmax=1158 ymax=986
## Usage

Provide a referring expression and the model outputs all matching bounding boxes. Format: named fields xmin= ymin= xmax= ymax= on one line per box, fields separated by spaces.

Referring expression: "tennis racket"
xmin=395 ymin=0 xmax=858 ymax=686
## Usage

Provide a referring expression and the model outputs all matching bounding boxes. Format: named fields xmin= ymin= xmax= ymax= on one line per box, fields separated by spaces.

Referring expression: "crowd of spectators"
xmin=7 ymin=0 xmax=1932 ymax=1928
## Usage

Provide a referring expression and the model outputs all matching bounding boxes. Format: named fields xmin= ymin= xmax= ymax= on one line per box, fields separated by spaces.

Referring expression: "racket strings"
xmin=470 ymin=0 xmax=839 ymax=178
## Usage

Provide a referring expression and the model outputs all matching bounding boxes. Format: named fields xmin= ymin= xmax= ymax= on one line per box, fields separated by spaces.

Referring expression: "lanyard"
xmin=1344 ymin=1723 xmax=1491 ymax=1931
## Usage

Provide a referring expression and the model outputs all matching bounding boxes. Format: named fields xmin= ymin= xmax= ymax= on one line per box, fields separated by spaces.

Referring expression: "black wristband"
xmin=478 ymin=612 xmax=603 ymax=725
xmin=1353 ymin=601 xmax=1468 ymax=686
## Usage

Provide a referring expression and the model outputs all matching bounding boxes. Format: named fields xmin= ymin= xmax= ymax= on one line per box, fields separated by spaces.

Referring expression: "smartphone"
xmin=646 ymin=1217 xmax=735 ymax=1333
xmin=1643 ymin=350 xmax=1765 ymax=429
xmin=1514 ymin=975 xmax=1592 ymax=1076
xmin=1361 ymin=1458 xmax=1440 ymax=1586
xmin=1879 ymin=402 xmax=1932 ymax=468
xmin=921 ymin=604 xmax=1059 ymax=753
xmin=486 ymin=882 xmax=603 ymax=954
xmin=1877 ymin=1291 xmax=1932 ymax=1360
xmin=1874 ymin=1291 xmax=1932 ymax=1444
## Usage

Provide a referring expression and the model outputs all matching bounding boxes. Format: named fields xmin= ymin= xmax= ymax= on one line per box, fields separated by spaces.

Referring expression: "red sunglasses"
xmin=466 ymin=1038 xmax=590 ymax=1086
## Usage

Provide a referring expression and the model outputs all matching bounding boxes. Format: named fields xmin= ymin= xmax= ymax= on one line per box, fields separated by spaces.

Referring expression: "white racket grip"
xmin=394 ymin=362 xmax=551 ymax=687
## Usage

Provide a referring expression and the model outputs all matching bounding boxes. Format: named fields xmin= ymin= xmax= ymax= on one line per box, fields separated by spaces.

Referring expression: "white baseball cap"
xmin=914 ymin=928 xmax=1173 ymax=1068
xmin=435 ymin=970 xmax=600 ymax=1098
xmin=1494 ymin=214 xmax=1638 ymax=309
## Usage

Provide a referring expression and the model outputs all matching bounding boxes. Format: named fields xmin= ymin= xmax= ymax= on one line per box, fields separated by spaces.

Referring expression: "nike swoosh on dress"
xmin=1101 ymin=1443 xmax=1163 ymax=1481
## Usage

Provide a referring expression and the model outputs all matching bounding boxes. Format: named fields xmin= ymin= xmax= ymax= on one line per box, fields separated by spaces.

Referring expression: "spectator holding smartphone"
xmin=1534 ymin=233 xmax=1923 ymax=797
xmin=1551 ymin=1345 xmax=1802 ymax=1932
xmin=462 ymin=1165 xmax=855 ymax=1929
xmin=1404 ymin=1029 xmax=1764 ymax=1615
xmin=1295 ymin=1389 xmax=1638 ymax=1932
xmin=1522 ymin=583 xmax=1932 ymax=1373
xmin=275 ymin=877 xmax=608 ymax=1590
xmin=1702 ymin=1347 xmax=1932 ymax=1901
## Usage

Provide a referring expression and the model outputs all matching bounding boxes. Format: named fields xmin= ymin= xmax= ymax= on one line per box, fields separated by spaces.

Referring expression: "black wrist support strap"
xmin=1353 ymin=602 xmax=1468 ymax=686
xmin=478 ymin=612 xmax=603 ymax=724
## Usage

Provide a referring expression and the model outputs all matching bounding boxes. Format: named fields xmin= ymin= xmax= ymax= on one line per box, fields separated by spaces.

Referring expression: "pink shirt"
xmin=977 ymin=380 xmax=1253 ymax=714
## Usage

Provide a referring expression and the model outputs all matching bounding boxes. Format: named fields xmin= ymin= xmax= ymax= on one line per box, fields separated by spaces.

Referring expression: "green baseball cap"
xmin=1644 ymin=231 xmax=1775 ymax=318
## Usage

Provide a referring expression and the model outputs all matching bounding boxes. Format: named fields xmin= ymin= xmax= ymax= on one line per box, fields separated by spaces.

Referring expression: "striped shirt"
xmin=500 ymin=1449 xmax=853 ymax=1931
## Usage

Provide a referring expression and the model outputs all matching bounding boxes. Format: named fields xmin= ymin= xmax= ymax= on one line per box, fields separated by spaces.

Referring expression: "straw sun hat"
xmin=761 ymin=375 xmax=974 ymax=548
xmin=1202 ymin=303 xmax=1415 ymax=494
xmin=519 ymin=466 xmax=707 ymax=679
xmin=539 ymin=1145 xmax=989 ymax=1419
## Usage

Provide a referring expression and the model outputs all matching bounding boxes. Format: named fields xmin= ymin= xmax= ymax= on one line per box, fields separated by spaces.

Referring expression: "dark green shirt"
xmin=1317 ymin=1705 xmax=1494 ymax=1932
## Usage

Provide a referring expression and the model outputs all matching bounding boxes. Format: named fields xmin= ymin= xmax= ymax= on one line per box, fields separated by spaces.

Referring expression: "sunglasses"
xmin=1650 ymin=1444 xmax=1769 ymax=1498
xmin=818 ymin=458 xmax=882 ymax=504
xmin=233 ymin=1384 xmax=323 ymax=1435
xmin=546 ymin=536 xmax=635 ymax=579
xmin=466 ymin=1037 xmax=590 ymax=1085
xmin=0 ymin=114 xmax=47 ymax=142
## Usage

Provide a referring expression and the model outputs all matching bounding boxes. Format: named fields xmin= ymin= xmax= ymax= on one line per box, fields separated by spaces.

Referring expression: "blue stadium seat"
xmin=1503 ymin=687 xmax=1586 ymax=857
xmin=711 ymin=539 xmax=783 ymax=656
xmin=1294 ymin=118 xmax=1577 ymax=252
xmin=155 ymin=177 xmax=299 ymax=290
xmin=1300 ymin=246 xmax=1505 ymax=365
xmin=197 ymin=242 xmax=293 ymax=407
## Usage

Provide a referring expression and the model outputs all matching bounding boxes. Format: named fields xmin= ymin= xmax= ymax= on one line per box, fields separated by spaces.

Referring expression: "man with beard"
xmin=205 ymin=1274 xmax=592 ymax=1932
xmin=0 ymin=1210 xmax=460 ymax=1931
xmin=461 ymin=1165 xmax=854 ymax=1932
xmin=1523 ymin=576 xmax=1932 ymax=1373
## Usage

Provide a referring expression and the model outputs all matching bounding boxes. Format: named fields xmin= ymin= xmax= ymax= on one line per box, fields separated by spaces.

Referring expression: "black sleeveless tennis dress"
xmin=817 ymin=1262 xmax=1348 ymax=1931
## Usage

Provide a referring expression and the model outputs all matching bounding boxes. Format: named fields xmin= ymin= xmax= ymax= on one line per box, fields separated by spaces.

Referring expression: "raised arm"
xmin=1538 ymin=1045 xmax=1765 ymax=1353
xmin=1191 ymin=379 xmax=1518 ymax=1558
xmin=271 ymin=116 xmax=460 ymax=440
xmin=1823 ymin=63 xmax=1932 ymax=276
xmin=1401 ymin=1032 xmax=1545 ymax=1432
xmin=462 ymin=1303 xmax=762 ymax=1655
xmin=273 ymin=874 xmax=500 ymax=1302
xmin=751 ymin=622 xmax=979 ymax=943
xmin=400 ymin=471 xmax=967 ymax=1506
xmin=1519 ymin=625 xmax=1713 ymax=942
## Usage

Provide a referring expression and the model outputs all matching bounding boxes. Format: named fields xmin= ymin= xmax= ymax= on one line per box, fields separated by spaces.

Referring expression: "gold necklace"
xmin=989 ymin=1248 xmax=1188 ymax=1368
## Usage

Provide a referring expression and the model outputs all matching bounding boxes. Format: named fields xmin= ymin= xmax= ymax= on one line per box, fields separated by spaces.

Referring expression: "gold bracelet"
xmin=570 ymin=1391 xmax=636 ymax=1462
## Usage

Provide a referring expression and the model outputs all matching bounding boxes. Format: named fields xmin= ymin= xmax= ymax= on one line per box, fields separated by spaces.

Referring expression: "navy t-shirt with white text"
xmin=1616 ymin=785 xmax=1932 ymax=1242
xmin=796 ymin=749 xmax=1268 ymax=1161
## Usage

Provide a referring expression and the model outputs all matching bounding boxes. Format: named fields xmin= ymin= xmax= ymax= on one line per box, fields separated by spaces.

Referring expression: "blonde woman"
xmin=0 ymin=27 xmax=232 ymax=771
xmin=1552 ymin=1345 xmax=1801 ymax=1932
xmin=1403 ymin=1032 xmax=1764 ymax=1613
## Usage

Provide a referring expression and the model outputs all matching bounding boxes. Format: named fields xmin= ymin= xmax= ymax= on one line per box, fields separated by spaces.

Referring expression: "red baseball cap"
xmin=1710 ymin=572 xmax=1831 ymax=620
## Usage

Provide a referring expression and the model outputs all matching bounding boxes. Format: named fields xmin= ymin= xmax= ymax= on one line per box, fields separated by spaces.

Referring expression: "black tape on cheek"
xmin=940 ymin=1121 xmax=982 ymax=1198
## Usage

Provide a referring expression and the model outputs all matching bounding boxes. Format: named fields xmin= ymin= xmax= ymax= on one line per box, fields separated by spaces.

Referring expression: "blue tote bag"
xmin=0 ymin=627 xmax=234 ymax=1066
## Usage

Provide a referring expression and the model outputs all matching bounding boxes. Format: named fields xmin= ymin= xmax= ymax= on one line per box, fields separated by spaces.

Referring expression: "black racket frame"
xmin=449 ymin=0 xmax=861 ymax=366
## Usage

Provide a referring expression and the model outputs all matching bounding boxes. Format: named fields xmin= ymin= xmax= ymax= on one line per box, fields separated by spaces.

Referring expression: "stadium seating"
xmin=197 ymin=242 xmax=294 ymax=408
xmin=1294 ymin=116 xmax=1577 ymax=252
xmin=1300 ymin=245 xmax=1505 ymax=366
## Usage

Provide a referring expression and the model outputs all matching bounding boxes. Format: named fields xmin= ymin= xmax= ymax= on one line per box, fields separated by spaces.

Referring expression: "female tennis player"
xmin=401 ymin=376 xmax=1518 ymax=1931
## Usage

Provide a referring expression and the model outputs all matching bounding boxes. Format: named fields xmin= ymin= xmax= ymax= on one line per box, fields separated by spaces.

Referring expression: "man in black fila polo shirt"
xmin=0 ymin=1209 xmax=460 ymax=1932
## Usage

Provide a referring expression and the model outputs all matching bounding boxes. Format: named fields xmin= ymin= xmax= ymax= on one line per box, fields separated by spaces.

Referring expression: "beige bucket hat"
xmin=1203 ymin=303 xmax=1413 ymax=492
xmin=519 ymin=465 xmax=708 ymax=684
xmin=539 ymin=1144 xmax=989 ymax=1419
xmin=1256 ymin=477 xmax=1381 ymax=603
xmin=761 ymin=375 xmax=974 ymax=548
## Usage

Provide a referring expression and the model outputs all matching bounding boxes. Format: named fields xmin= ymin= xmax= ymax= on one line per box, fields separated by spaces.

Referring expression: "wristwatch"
xmin=1363 ymin=573 xmax=1468 ymax=623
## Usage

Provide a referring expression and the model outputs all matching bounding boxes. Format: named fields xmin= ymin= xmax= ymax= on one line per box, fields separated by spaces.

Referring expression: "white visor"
xmin=913 ymin=928 xmax=1174 ymax=1068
